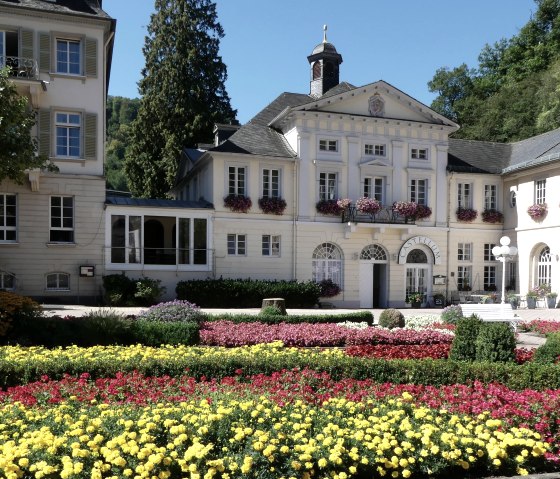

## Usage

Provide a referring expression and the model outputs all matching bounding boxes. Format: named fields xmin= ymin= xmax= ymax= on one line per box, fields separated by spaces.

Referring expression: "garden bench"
xmin=459 ymin=303 xmax=520 ymax=331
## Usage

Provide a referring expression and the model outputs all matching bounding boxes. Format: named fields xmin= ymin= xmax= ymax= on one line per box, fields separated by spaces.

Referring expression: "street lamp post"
xmin=492 ymin=236 xmax=518 ymax=304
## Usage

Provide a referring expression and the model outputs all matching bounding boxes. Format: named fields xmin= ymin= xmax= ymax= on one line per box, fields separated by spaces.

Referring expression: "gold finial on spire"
xmin=323 ymin=24 xmax=328 ymax=43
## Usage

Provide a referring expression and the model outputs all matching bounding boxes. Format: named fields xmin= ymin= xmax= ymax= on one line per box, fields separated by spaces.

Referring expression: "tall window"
xmin=411 ymin=148 xmax=427 ymax=160
xmin=457 ymin=183 xmax=472 ymax=208
xmin=363 ymin=177 xmax=383 ymax=202
xmin=537 ymin=246 xmax=552 ymax=286
xmin=46 ymin=272 xmax=70 ymax=291
xmin=409 ymin=179 xmax=427 ymax=205
xmin=319 ymin=139 xmax=338 ymax=152
xmin=262 ymin=235 xmax=280 ymax=257
xmin=227 ymin=234 xmax=246 ymax=256
xmin=56 ymin=38 xmax=81 ymax=75
xmin=484 ymin=266 xmax=496 ymax=290
xmin=0 ymin=271 xmax=15 ymax=290
xmin=0 ymin=194 xmax=16 ymax=242
xmin=262 ymin=169 xmax=280 ymax=198
xmin=50 ymin=196 xmax=74 ymax=243
xmin=319 ymin=172 xmax=337 ymax=200
xmin=484 ymin=243 xmax=496 ymax=262
xmin=535 ymin=179 xmax=546 ymax=204
xmin=457 ymin=266 xmax=472 ymax=290
xmin=228 ymin=166 xmax=246 ymax=196
xmin=312 ymin=242 xmax=342 ymax=287
xmin=484 ymin=185 xmax=497 ymax=210
xmin=56 ymin=112 xmax=81 ymax=158
xmin=457 ymin=243 xmax=472 ymax=261
xmin=508 ymin=262 xmax=517 ymax=291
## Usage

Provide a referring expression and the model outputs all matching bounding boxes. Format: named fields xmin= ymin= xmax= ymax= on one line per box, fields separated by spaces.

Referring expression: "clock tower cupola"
xmin=307 ymin=25 xmax=343 ymax=98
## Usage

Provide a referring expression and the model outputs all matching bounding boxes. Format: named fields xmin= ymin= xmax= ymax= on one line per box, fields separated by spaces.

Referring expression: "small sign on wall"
xmin=79 ymin=265 xmax=95 ymax=277
xmin=433 ymin=275 xmax=446 ymax=285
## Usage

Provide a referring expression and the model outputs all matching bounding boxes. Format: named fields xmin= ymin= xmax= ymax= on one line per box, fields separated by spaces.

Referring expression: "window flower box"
xmin=392 ymin=201 xmax=417 ymax=220
xmin=258 ymin=197 xmax=287 ymax=215
xmin=224 ymin=194 xmax=252 ymax=213
xmin=336 ymin=198 xmax=352 ymax=209
xmin=414 ymin=204 xmax=432 ymax=220
xmin=456 ymin=207 xmax=478 ymax=222
xmin=527 ymin=203 xmax=547 ymax=221
xmin=355 ymin=197 xmax=381 ymax=215
xmin=316 ymin=199 xmax=344 ymax=216
xmin=481 ymin=209 xmax=503 ymax=223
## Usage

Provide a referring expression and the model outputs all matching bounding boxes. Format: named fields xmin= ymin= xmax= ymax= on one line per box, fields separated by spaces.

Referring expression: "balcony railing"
xmin=342 ymin=205 xmax=415 ymax=225
xmin=0 ymin=56 xmax=39 ymax=80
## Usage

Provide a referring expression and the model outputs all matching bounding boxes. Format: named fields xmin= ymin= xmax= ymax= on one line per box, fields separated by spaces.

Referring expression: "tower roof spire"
xmin=323 ymin=24 xmax=328 ymax=43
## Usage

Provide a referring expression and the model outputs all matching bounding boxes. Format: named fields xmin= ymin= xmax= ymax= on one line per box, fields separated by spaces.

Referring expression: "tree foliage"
xmin=124 ymin=0 xmax=237 ymax=198
xmin=105 ymin=96 xmax=140 ymax=191
xmin=0 ymin=67 xmax=55 ymax=183
xmin=429 ymin=0 xmax=560 ymax=141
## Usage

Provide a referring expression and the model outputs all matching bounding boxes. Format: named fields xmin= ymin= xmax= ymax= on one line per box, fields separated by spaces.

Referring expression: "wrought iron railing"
xmin=0 ymin=56 xmax=39 ymax=80
xmin=341 ymin=205 xmax=415 ymax=225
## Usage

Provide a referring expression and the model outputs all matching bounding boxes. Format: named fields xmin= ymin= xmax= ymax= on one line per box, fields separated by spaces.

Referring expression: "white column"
xmin=346 ymin=136 xmax=360 ymax=199
xmin=435 ymin=144 xmax=449 ymax=226
xmin=391 ymin=140 xmax=404 ymax=201
xmin=297 ymin=131 xmax=312 ymax=220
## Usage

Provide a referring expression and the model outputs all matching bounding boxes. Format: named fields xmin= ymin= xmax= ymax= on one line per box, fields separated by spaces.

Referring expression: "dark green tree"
xmin=124 ymin=0 xmax=237 ymax=198
xmin=0 ymin=67 xmax=55 ymax=183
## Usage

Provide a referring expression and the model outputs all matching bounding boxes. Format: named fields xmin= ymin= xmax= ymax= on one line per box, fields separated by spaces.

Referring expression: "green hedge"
xmin=205 ymin=311 xmax=374 ymax=324
xmin=176 ymin=278 xmax=321 ymax=307
xmin=5 ymin=315 xmax=199 ymax=347
xmin=1 ymin=347 xmax=560 ymax=391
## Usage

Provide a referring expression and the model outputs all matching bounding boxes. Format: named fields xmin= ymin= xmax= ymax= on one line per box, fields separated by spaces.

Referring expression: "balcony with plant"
xmin=456 ymin=207 xmax=478 ymax=222
xmin=527 ymin=203 xmax=547 ymax=221
xmin=355 ymin=197 xmax=381 ymax=215
xmin=258 ymin=196 xmax=287 ymax=215
xmin=481 ymin=209 xmax=504 ymax=224
xmin=223 ymin=194 xmax=252 ymax=213
xmin=316 ymin=199 xmax=344 ymax=216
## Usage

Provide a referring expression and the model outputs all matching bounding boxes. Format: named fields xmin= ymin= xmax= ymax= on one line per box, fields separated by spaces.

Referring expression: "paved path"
xmin=42 ymin=304 xmax=558 ymax=349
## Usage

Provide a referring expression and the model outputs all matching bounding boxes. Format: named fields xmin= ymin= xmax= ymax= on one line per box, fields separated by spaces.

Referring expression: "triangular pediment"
xmin=270 ymin=81 xmax=458 ymax=129
xmin=359 ymin=158 xmax=391 ymax=168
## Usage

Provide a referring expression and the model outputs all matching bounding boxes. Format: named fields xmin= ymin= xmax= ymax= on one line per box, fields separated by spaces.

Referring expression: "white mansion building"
xmin=1 ymin=2 xmax=558 ymax=308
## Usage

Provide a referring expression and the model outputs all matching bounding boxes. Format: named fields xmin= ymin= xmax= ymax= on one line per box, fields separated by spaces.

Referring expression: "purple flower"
xmin=392 ymin=201 xmax=418 ymax=218
xmin=224 ymin=195 xmax=252 ymax=213
xmin=356 ymin=197 xmax=381 ymax=215
xmin=481 ymin=209 xmax=504 ymax=223
xmin=456 ymin=207 xmax=478 ymax=222
xmin=258 ymin=197 xmax=287 ymax=215
xmin=316 ymin=199 xmax=344 ymax=216
xmin=527 ymin=203 xmax=547 ymax=220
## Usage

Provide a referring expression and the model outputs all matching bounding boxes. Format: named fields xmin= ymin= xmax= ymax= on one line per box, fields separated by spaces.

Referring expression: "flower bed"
xmin=519 ymin=319 xmax=560 ymax=335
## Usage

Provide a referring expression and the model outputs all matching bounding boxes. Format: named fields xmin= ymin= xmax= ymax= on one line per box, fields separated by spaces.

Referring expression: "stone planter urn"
xmin=526 ymin=297 xmax=537 ymax=309
xmin=411 ymin=301 xmax=422 ymax=308
xmin=547 ymin=296 xmax=557 ymax=309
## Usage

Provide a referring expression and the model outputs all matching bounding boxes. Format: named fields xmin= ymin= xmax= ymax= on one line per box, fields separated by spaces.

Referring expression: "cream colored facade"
xmin=0 ymin=0 xmax=115 ymax=302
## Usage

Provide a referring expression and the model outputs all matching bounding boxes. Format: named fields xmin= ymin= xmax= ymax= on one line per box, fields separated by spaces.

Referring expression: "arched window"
xmin=537 ymin=246 xmax=552 ymax=286
xmin=312 ymin=61 xmax=321 ymax=80
xmin=360 ymin=244 xmax=387 ymax=261
xmin=407 ymin=249 xmax=428 ymax=263
xmin=312 ymin=242 xmax=343 ymax=287
xmin=46 ymin=272 xmax=70 ymax=291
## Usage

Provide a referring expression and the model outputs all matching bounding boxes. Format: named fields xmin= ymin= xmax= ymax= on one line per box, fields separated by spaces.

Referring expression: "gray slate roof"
xmin=0 ymin=0 xmax=112 ymax=18
xmin=106 ymin=196 xmax=214 ymax=209
xmin=449 ymin=127 xmax=560 ymax=175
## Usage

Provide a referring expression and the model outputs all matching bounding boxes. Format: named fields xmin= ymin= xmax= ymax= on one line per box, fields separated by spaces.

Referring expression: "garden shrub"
xmin=259 ymin=306 xmax=283 ymax=317
xmin=533 ymin=332 xmax=560 ymax=364
xmin=475 ymin=322 xmax=516 ymax=363
xmin=102 ymin=274 xmax=135 ymax=306
xmin=378 ymin=308 xmax=405 ymax=329
xmin=134 ymin=277 xmax=166 ymax=306
xmin=136 ymin=300 xmax=207 ymax=323
xmin=0 ymin=292 xmax=42 ymax=338
xmin=127 ymin=320 xmax=200 ymax=346
xmin=318 ymin=279 xmax=341 ymax=297
xmin=449 ymin=315 xmax=482 ymax=361
xmin=441 ymin=305 xmax=463 ymax=324
xmin=175 ymin=278 xmax=321 ymax=308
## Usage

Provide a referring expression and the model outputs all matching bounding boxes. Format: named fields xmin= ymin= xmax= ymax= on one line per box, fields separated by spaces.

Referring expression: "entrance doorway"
xmin=359 ymin=244 xmax=388 ymax=308
xmin=405 ymin=248 xmax=430 ymax=305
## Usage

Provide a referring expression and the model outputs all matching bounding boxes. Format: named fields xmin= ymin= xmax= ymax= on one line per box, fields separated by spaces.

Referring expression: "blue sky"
xmin=103 ymin=0 xmax=537 ymax=124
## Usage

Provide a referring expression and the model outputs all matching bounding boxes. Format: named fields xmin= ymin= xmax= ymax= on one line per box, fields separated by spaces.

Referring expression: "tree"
xmin=125 ymin=0 xmax=237 ymax=198
xmin=0 ymin=67 xmax=55 ymax=184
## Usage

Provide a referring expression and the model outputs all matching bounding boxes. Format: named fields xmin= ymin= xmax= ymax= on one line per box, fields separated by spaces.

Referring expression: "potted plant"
xmin=316 ymin=199 xmax=344 ymax=216
xmin=224 ymin=194 xmax=252 ymax=213
xmin=336 ymin=198 xmax=352 ymax=210
xmin=456 ymin=207 xmax=478 ymax=222
xmin=526 ymin=287 xmax=539 ymax=309
xmin=481 ymin=209 xmax=504 ymax=224
xmin=527 ymin=203 xmax=547 ymax=221
xmin=406 ymin=292 xmax=424 ymax=308
xmin=432 ymin=292 xmax=445 ymax=308
xmin=546 ymin=291 xmax=557 ymax=309
xmin=413 ymin=204 xmax=432 ymax=221
xmin=506 ymin=293 xmax=519 ymax=309
xmin=258 ymin=197 xmax=287 ymax=215
xmin=355 ymin=197 xmax=381 ymax=215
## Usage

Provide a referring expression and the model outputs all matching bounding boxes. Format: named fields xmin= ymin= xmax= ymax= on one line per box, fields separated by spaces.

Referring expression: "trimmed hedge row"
xmin=1 ymin=344 xmax=559 ymax=390
xmin=207 ymin=311 xmax=374 ymax=324
xmin=176 ymin=278 xmax=321 ymax=307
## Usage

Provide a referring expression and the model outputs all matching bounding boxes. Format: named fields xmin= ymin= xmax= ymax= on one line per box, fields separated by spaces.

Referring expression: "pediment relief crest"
xmin=368 ymin=93 xmax=385 ymax=117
